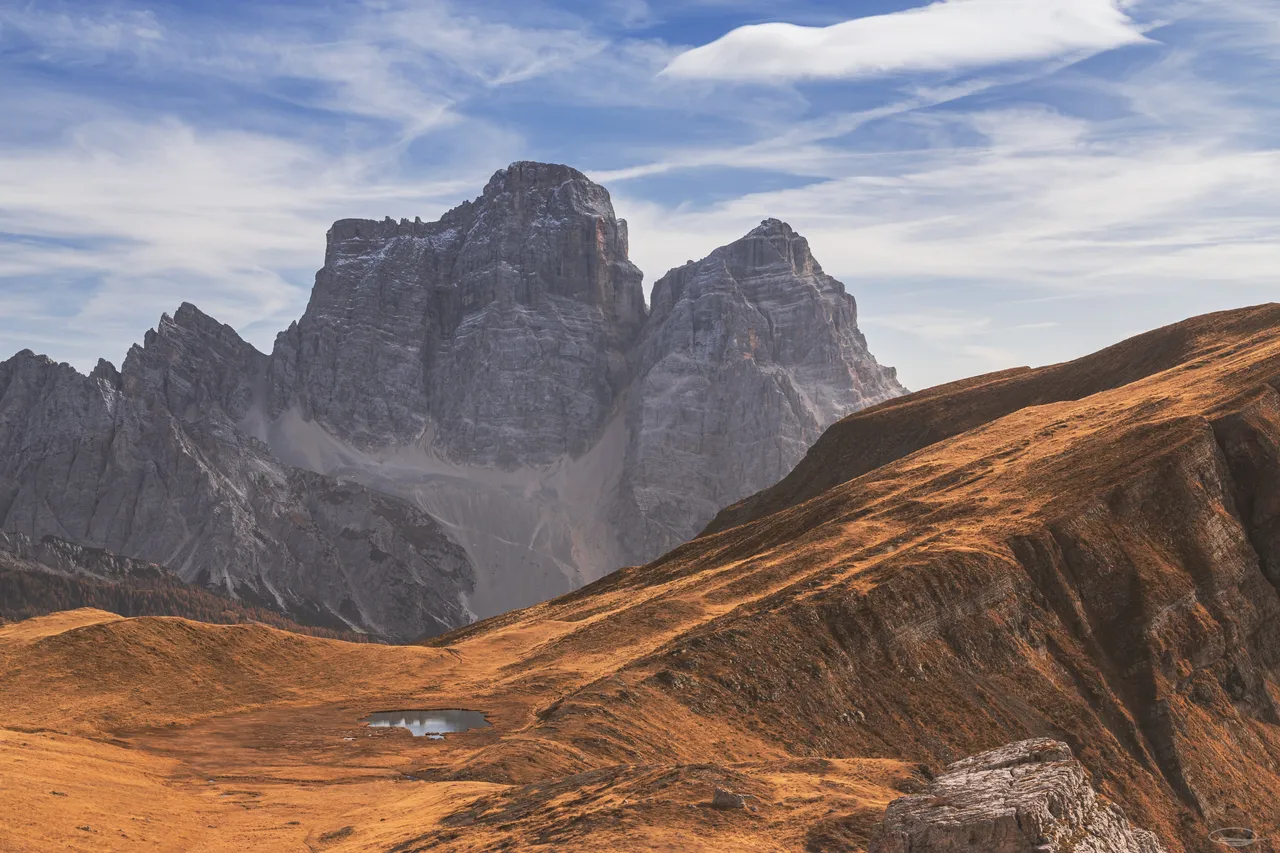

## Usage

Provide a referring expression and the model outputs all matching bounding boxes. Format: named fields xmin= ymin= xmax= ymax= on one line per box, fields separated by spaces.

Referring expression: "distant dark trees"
xmin=0 ymin=569 xmax=371 ymax=642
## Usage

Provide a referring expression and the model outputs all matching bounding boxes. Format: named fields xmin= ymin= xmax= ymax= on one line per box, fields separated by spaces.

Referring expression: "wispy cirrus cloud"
xmin=0 ymin=0 xmax=629 ymax=366
xmin=0 ymin=0 xmax=1277 ymax=393
xmin=607 ymin=0 xmax=1280 ymax=386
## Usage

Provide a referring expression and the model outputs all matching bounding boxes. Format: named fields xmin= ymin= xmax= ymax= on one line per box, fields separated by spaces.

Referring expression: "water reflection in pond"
xmin=361 ymin=709 xmax=490 ymax=739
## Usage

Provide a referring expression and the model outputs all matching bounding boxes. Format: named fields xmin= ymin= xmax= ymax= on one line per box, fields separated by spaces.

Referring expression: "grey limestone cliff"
xmin=1 ymin=161 xmax=904 ymax=634
xmin=267 ymin=161 xmax=645 ymax=462
xmin=612 ymin=218 xmax=905 ymax=559
xmin=871 ymin=740 xmax=1169 ymax=853
xmin=0 ymin=305 xmax=473 ymax=641
xmin=251 ymin=164 xmax=904 ymax=617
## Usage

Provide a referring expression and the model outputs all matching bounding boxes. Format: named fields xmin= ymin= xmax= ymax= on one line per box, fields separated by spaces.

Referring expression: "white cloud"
xmin=619 ymin=132 xmax=1280 ymax=293
xmin=0 ymin=2 xmax=607 ymax=141
xmin=0 ymin=1 xmax=618 ymax=369
xmin=612 ymin=62 xmax=1280 ymax=390
xmin=0 ymin=8 xmax=164 ymax=56
xmin=1 ymin=0 xmax=1277 ymax=395
xmin=662 ymin=0 xmax=1150 ymax=83
xmin=0 ymin=115 xmax=506 ymax=369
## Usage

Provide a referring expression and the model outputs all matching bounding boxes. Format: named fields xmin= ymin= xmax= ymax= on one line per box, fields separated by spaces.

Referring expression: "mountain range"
xmin=0 ymin=161 xmax=904 ymax=641
xmin=3 ymin=304 xmax=1278 ymax=852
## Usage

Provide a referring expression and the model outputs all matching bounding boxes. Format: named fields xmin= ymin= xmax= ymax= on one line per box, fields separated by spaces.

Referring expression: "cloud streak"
xmin=662 ymin=0 xmax=1150 ymax=82
xmin=0 ymin=0 xmax=1276 ymax=394
xmin=0 ymin=1 xmax=630 ymax=367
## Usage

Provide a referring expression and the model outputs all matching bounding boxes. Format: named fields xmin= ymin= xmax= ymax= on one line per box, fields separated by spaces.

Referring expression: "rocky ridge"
xmin=252 ymin=163 xmax=903 ymax=617
xmin=0 ymin=307 xmax=474 ymax=641
xmin=0 ymin=532 xmax=369 ymax=639
xmin=0 ymin=161 xmax=903 ymax=634
xmin=391 ymin=305 xmax=1280 ymax=851
xmin=0 ymin=531 xmax=171 ymax=582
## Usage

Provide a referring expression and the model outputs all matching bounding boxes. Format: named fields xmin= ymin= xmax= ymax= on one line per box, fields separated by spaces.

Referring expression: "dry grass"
xmin=7 ymin=304 xmax=1280 ymax=851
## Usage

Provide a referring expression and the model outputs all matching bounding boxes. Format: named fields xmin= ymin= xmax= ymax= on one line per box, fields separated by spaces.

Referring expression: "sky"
xmin=0 ymin=0 xmax=1277 ymax=391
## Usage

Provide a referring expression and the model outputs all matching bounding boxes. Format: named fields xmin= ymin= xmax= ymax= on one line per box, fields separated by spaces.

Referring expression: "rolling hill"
xmin=4 ymin=304 xmax=1280 ymax=852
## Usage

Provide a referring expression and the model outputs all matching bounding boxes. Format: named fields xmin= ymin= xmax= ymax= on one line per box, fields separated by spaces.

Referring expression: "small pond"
xmin=360 ymin=709 xmax=491 ymax=739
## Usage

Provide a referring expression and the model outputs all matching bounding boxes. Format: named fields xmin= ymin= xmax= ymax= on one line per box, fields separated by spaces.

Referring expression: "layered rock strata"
xmin=614 ymin=218 xmax=903 ymax=558
xmin=0 ymin=306 xmax=473 ymax=641
xmin=1 ymin=161 xmax=903 ymax=631
xmin=249 ymin=163 xmax=902 ymax=617
xmin=872 ymin=740 xmax=1168 ymax=853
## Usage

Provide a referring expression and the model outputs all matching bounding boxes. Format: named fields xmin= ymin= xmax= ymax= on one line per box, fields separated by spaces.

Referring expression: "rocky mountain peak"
xmin=122 ymin=301 xmax=263 ymax=422
xmin=0 ymin=163 xmax=905 ymax=635
xmin=474 ymin=161 xmax=621 ymax=231
xmin=269 ymin=160 xmax=646 ymax=459
xmin=746 ymin=216 xmax=803 ymax=248
xmin=727 ymin=217 xmax=823 ymax=282
xmin=613 ymin=220 xmax=906 ymax=562
xmin=480 ymin=160 xmax=592 ymax=199
xmin=89 ymin=358 xmax=121 ymax=387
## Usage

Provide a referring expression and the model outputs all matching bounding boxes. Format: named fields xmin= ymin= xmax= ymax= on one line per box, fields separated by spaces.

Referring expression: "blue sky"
xmin=1 ymin=0 xmax=1277 ymax=390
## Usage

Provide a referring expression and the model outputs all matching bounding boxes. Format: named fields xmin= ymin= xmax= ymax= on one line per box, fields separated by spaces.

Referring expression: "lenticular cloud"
xmin=662 ymin=0 xmax=1149 ymax=83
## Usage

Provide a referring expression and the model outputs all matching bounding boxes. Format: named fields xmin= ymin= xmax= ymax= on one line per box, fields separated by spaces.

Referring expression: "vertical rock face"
xmin=1 ymin=162 xmax=904 ymax=632
xmin=268 ymin=161 xmax=646 ymax=464
xmin=0 ymin=306 xmax=474 ymax=642
xmin=255 ymin=171 xmax=903 ymax=615
xmin=0 ymin=531 xmax=171 ymax=581
xmin=613 ymin=218 xmax=905 ymax=560
xmin=871 ymin=740 xmax=1169 ymax=853
xmin=257 ymin=162 xmax=654 ymax=616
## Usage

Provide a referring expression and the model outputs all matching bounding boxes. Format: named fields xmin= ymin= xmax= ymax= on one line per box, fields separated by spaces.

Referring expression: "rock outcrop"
xmin=614 ymin=218 xmax=903 ymax=557
xmin=0 ymin=531 xmax=171 ymax=581
xmin=0 ymin=306 xmax=474 ymax=642
xmin=1 ymin=161 xmax=903 ymax=631
xmin=0 ymin=532 xmax=368 ymax=638
xmin=872 ymin=739 xmax=1168 ymax=853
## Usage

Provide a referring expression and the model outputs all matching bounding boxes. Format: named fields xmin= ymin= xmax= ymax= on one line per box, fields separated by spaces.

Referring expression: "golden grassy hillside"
xmin=7 ymin=304 xmax=1280 ymax=851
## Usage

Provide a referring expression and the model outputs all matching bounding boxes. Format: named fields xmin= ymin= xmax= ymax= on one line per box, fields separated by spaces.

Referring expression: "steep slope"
xmin=703 ymin=307 xmax=1241 ymax=535
xmin=403 ymin=304 xmax=1280 ymax=850
xmin=251 ymin=162 xmax=903 ymax=617
xmin=0 ymin=306 xmax=474 ymax=641
xmin=5 ymin=306 xmax=1280 ymax=852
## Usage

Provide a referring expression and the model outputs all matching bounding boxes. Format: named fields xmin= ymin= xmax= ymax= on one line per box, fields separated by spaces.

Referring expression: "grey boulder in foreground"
xmin=872 ymin=739 xmax=1168 ymax=853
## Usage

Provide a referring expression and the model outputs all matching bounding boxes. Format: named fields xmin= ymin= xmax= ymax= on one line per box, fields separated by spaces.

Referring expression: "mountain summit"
xmin=266 ymin=161 xmax=646 ymax=460
xmin=0 ymin=162 xmax=904 ymax=637
xmin=615 ymin=216 xmax=904 ymax=559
